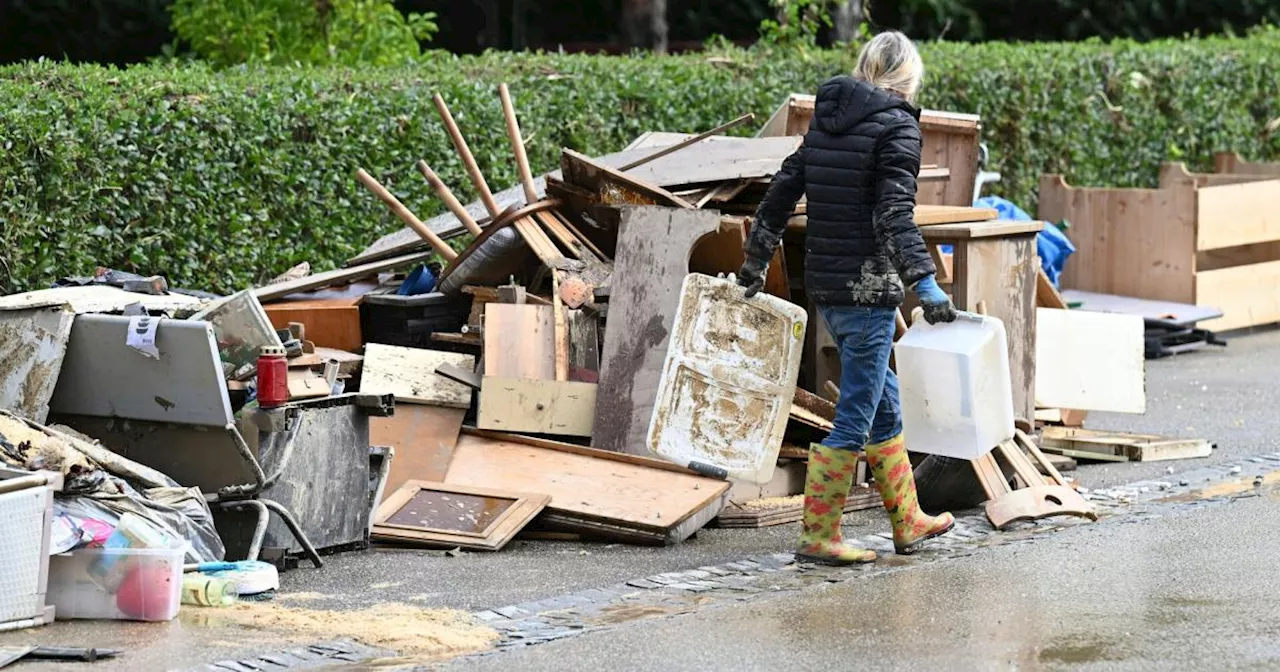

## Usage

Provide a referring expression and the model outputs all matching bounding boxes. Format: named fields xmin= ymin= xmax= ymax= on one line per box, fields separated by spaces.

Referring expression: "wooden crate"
xmin=757 ymin=93 xmax=980 ymax=207
xmin=1038 ymin=162 xmax=1280 ymax=331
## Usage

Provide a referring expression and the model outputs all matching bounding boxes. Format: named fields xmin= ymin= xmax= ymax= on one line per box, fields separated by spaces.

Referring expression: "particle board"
xmin=263 ymin=299 xmax=363 ymax=352
xmin=592 ymin=207 xmax=722 ymax=456
xmin=360 ymin=344 xmax=475 ymax=408
xmin=1034 ymin=308 xmax=1145 ymax=414
xmin=372 ymin=404 xmax=468 ymax=498
xmin=445 ymin=430 xmax=730 ymax=544
xmin=477 ymin=377 xmax=596 ymax=437
xmin=0 ymin=308 xmax=74 ymax=424
xmin=482 ymin=303 xmax=555 ymax=381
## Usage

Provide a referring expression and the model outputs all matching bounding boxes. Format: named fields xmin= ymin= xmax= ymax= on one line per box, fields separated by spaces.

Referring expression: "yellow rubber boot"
xmin=866 ymin=433 xmax=955 ymax=554
xmin=795 ymin=443 xmax=877 ymax=565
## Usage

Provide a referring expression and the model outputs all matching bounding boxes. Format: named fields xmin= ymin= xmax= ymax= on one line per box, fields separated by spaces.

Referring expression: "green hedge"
xmin=3 ymin=31 xmax=1279 ymax=294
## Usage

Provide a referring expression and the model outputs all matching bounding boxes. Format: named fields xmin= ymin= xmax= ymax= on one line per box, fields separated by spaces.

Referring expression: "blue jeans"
xmin=818 ymin=305 xmax=902 ymax=451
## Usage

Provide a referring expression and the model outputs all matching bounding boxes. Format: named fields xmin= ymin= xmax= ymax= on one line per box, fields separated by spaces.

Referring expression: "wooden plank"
xmin=917 ymin=220 xmax=1044 ymax=240
xmin=361 ymin=343 xmax=475 ymax=408
xmin=477 ymin=377 xmax=596 ymax=437
xmin=263 ymin=299 xmax=362 ymax=352
xmin=255 ymin=251 xmax=432 ymax=303
xmin=552 ymin=272 xmax=570 ymax=382
xmin=947 ymin=234 xmax=1039 ymax=423
xmin=1034 ymin=308 xmax=1145 ymax=414
xmin=444 ymin=432 xmax=730 ymax=543
xmin=560 ymin=149 xmax=696 ymax=209
xmin=567 ymin=309 xmax=601 ymax=383
xmin=1041 ymin=427 xmax=1212 ymax=463
xmin=592 ymin=208 xmax=722 ymax=456
xmin=1195 ymin=179 xmax=1280 ymax=251
xmin=1037 ymin=174 xmax=1197 ymax=303
xmin=1035 ymin=267 xmax=1068 ymax=309
xmin=1196 ymin=259 xmax=1280 ymax=331
xmin=483 ymin=303 xmax=555 ymax=381
xmin=1158 ymin=161 xmax=1278 ymax=189
xmin=995 ymin=440 xmax=1046 ymax=489
xmin=371 ymin=480 xmax=549 ymax=551
xmin=1015 ymin=430 xmax=1069 ymax=487
xmin=372 ymin=404 xmax=467 ymax=493
xmin=792 ymin=387 xmax=835 ymax=423
xmin=970 ymin=453 xmax=1012 ymax=500
xmin=914 ymin=205 xmax=998 ymax=226
xmin=286 ymin=369 xmax=330 ymax=399
xmin=1215 ymin=151 xmax=1280 ymax=176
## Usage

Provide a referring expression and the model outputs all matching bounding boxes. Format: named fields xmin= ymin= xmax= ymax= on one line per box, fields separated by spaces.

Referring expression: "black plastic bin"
xmin=359 ymin=291 xmax=471 ymax=351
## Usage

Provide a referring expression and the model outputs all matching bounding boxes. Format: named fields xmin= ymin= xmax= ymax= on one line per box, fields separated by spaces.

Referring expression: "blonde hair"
xmin=854 ymin=31 xmax=924 ymax=102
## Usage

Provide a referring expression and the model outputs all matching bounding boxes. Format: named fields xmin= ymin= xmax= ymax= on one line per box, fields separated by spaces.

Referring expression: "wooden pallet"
xmin=1039 ymin=427 xmax=1212 ymax=463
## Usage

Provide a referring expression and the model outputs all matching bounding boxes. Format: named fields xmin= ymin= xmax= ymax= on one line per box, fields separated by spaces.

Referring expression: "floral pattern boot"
xmin=866 ymin=433 xmax=955 ymax=554
xmin=795 ymin=443 xmax=877 ymax=565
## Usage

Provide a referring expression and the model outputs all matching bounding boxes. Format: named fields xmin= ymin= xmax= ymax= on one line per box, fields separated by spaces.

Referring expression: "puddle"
xmin=1156 ymin=472 xmax=1280 ymax=503
xmin=1038 ymin=634 xmax=1123 ymax=664
xmin=587 ymin=596 xmax=713 ymax=625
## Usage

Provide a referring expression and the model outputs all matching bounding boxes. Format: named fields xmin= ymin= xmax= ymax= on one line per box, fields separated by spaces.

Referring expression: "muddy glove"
xmin=913 ymin=275 xmax=957 ymax=324
xmin=736 ymin=255 xmax=767 ymax=299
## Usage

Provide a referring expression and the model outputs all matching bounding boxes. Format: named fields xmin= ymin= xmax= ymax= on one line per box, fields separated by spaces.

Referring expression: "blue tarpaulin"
xmin=972 ymin=196 xmax=1075 ymax=286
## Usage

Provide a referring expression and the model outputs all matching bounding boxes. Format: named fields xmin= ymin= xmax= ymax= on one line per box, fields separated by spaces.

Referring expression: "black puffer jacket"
xmin=745 ymin=75 xmax=936 ymax=307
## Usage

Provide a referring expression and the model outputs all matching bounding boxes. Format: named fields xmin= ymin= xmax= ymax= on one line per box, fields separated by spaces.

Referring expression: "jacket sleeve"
xmin=744 ymin=146 xmax=806 ymax=266
xmin=872 ymin=115 xmax=936 ymax=287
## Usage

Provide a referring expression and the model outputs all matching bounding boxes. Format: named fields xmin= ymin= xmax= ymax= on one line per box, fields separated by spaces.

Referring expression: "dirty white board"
xmin=1034 ymin=308 xmax=1146 ymax=414
xmin=48 ymin=314 xmax=233 ymax=427
xmin=0 ymin=285 xmax=205 ymax=314
xmin=361 ymin=344 xmax=475 ymax=409
xmin=0 ymin=308 xmax=74 ymax=423
xmin=646 ymin=273 xmax=808 ymax=484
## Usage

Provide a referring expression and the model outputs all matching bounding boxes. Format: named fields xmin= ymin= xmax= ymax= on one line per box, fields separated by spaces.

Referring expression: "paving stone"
xmin=495 ymin=606 xmax=530 ymax=619
xmin=627 ymin=578 xmax=661 ymax=589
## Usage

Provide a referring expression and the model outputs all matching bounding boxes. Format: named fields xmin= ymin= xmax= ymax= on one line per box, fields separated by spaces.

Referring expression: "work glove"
xmin=736 ymin=255 xmax=767 ymax=299
xmin=912 ymin=274 xmax=957 ymax=324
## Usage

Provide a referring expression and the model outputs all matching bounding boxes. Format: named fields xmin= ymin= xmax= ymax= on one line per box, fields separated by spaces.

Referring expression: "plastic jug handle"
xmin=955 ymin=311 xmax=986 ymax=323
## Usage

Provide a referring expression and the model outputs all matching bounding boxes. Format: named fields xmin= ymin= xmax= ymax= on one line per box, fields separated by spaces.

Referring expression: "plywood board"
xmin=360 ymin=344 xmax=475 ymax=408
xmin=483 ymin=304 xmax=555 ymax=380
xmin=0 ymin=285 xmax=205 ymax=314
xmin=592 ymin=207 xmax=722 ymax=456
xmin=1196 ymin=259 xmax=1280 ymax=331
xmin=0 ymin=308 xmax=73 ymax=423
xmin=48 ymin=315 xmax=233 ymax=426
xmin=263 ymin=299 xmax=363 ymax=352
xmin=1196 ymin=179 xmax=1280 ymax=251
xmin=445 ymin=431 xmax=729 ymax=542
xmin=372 ymin=405 xmax=467 ymax=497
xmin=1034 ymin=308 xmax=1145 ymax=414
xmin=1037 ymin=175 xmax=1197 ymax=304
xmin=477 ymin=377 xmax=596 ymax=437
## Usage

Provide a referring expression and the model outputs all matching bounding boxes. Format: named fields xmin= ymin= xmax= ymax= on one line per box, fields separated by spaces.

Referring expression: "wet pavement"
xmin=2 ymin=327 xmax=1278 ymax=670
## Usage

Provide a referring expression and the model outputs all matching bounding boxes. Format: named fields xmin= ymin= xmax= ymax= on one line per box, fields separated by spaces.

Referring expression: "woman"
xmin=737 ymin=30 xmax=957 ymax=564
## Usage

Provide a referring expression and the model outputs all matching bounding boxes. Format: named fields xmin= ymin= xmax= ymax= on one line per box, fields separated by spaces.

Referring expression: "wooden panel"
xmin=917 ymin=114 xmax=981 ymax=207
xmin=1196 ymin=259 xmax=1280 ymax=331
xmin=263 ymin=299 xmax=362 ymax=352
xmin=371 ymin=404 xmax=466 ymax=494
xmin=1195 ymin=179 xmax=1280 ymax=251
xmin=914 ymin=205 xmax=998 ymax=226
xmin=371 ymin=480 xmax=548 ymax=551
xmin=445 ymin=432 xmax=730 ymax=537
xmin=1215 ymin=151 xmax=1280 ymax=176
xmin=1037 ymin=174 xmax=1197 ymax=303
xmin=560 ymin=149 xmax=695 ymax=209
xmin=482 ymin=303 xmax=555 ymax=381
xmin=1158 ymin=161 xmax=1278 ymax=189
xmin=1034 ymin=308 xmax=1145 ymax=413
xmin=254 ymin=251 xmax=432 ymax=302
xmin=477 ymin=377 xmax=596 ymax=437
xmin=950 ymin=235 xmax=1038 ymax=422
xmin=592 ymin=208 xmax=721 ymax=456
xmin=917 ymin=220 xmax=1044 ymax=241
xmin=361 ymin=343 xmax=475 ymax=408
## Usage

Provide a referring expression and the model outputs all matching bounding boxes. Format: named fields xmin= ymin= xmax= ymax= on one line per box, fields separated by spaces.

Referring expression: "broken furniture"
xmin=0 ymin=467 xmax=62 ymax=632
xmin=444 ymin=430 xmax=730 ymax=545
xmin=43 ymin=314 xmax=327 ymax=568
xmin=1038 ymin=164 xmax=1280 ymax=332
xmin=1060 ymin=289 xmax=1228 ymax=359
xmin=371 ymin=479 xmax=549 ymax=551
xmin=975 ymin=430 xmax=1097 ymax=530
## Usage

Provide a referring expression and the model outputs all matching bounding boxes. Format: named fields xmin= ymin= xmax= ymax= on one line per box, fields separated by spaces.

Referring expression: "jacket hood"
xmin=811 ymin=75 xmax=919 ymax=135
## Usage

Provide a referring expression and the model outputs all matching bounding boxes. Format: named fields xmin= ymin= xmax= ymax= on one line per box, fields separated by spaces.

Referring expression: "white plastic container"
xmin=646 ymin=273 xmax=807 ymax=484
xmin=47 ymin=545 xmax=185 ymax=621
xmin=894 ymin=312 xmax=1015 ymax=459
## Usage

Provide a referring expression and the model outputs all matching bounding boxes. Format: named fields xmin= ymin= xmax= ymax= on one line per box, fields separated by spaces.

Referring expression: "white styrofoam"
xmin=895 ymin=312 xmax=1015 ymax=459
xmin=646 ymin=273 xmax=807 ymax=484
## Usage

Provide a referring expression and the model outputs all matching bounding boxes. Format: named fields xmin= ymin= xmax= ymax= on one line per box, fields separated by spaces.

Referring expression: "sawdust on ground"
xmin=735 ymin=494 xmax=803 ymax=511
xmin=220 ymin=602 xmax=498 ymax=656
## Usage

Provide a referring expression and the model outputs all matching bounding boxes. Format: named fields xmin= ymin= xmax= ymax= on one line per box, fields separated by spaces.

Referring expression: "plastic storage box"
xmin=894 ymin=312 xmax=1015 ymax=460
xmin=47 ymin=545 xmax=185 ymax=622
